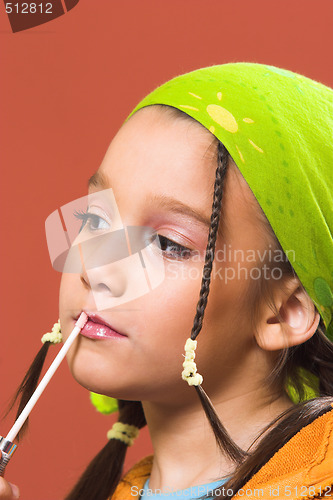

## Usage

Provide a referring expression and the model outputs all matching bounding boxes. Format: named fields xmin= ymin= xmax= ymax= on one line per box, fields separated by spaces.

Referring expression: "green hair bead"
xmin=90 ymin=392 xmax=118 ymax=414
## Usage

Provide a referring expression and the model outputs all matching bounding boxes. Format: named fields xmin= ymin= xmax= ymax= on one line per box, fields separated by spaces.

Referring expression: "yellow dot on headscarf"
xmin=243 ymin=117 xmax=254 ymax=124
xmin=217 ymin=92 xmax=222 ymax=101
xmin=179 ymin=105 xmax=199 ymax=111
xmin=248 ymin=139 xmax=264 ymax=153
xmin=206 ymin=104 xmax=238 ymax=133
xmin=188 ymin=92 xmax=202 ymax=100
xmin=209 ymin=126 xmax=215 ymax=133
xmin=236 ymin=145 xmax=245 ymax=163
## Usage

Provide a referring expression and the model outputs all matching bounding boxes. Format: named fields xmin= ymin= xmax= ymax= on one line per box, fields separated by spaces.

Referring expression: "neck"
xmin=141 ymin=386 xmax=294 ymax=492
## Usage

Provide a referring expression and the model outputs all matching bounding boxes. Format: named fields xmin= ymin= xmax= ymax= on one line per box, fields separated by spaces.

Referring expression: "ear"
xmin=254 ymin=279 xmax=320 ymax=351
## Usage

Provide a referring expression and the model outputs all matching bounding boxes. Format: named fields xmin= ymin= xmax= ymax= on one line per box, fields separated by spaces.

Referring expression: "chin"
xmin=70 ymin=367 xmax=115 ymax=396
xmin=68 ymin=356 xmax=108 ymax=392
xmin=66 ymin=349 xmax=132 ymax=399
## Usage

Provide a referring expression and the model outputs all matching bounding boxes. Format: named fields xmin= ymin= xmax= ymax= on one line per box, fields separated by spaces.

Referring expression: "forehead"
xmin=96 ymin=106 xmax=218 ymax=206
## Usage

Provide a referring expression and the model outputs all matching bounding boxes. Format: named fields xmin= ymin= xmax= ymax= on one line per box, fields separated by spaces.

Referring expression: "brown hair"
xmin=6 ymin=107 xmax=333 ymax=500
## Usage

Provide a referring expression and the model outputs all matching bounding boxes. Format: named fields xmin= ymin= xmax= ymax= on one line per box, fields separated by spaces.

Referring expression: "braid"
xmin=190 ymin=141 xmax=248 ymax=463
xmin=65 ymin=400 xmax=146 ymax=500
xmin=2 ymin=342 xmax=51 ymax=441
xmin=191 ymin=141 xmax=227 ymax=341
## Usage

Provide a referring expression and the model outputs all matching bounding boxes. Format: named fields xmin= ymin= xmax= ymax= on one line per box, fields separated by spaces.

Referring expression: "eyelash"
xmin=73 ymin=209 xmax=193 ymax=260
xmin=74 ymin=209 xmax=109 ymax=231
xmin=157 ymin=235 xmax=192 ymax=260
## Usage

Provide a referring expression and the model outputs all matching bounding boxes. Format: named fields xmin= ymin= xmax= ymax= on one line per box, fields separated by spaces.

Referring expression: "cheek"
xmin=59 ymin=273 xmax=81 ymax=338
xmin=59 ymin=274 xmax=73 ymax=310
xmin=142 ymin=263 xmax=204 ymax=350
xmin=197 ymin=257 xmax=258 ymax=371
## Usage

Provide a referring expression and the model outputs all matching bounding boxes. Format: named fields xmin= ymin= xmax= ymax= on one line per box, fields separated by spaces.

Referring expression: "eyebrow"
xmin=88 ymin=171 xmax=109 ymax=189
xmin=148 ymin=195 xmax=211 ymax=228
xmin=88 ymin=170 xmax=212 ymax=228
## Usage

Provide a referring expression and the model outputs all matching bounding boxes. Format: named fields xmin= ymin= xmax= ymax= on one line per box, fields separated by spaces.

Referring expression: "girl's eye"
xmin=73 ymin=209 xmax=110 ymax=232
xmin=155 ymin=234 xmax=193 ymax=260
xmin=73 ymin=211 xmax=193 ymax=260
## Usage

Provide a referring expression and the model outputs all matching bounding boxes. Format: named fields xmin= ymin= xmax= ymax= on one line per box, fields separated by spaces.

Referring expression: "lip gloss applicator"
xmin=0 ymin=312 xmax=88 ymax=477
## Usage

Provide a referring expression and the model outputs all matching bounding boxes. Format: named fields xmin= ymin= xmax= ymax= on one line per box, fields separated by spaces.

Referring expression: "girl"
xmin=1 ymin=63 xmax=333 ymax=500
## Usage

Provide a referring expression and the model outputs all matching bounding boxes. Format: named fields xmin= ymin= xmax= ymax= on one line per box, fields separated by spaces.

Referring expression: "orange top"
xmin=111 ymin=405 xmax=333 ymax=500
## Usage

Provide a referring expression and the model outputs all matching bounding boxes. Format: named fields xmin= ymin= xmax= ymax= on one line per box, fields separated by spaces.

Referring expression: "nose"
xmin=77 ymin=227 xmax=129 ymax=305
xmin=75 ymin=226 xmax=163 ymax=311
xmin=80 ymin=258 xmax=126 ymax=298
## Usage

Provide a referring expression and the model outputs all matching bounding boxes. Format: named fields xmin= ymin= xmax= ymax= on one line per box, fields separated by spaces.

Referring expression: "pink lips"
xmin=79 ymin=313 xmax=127 ymax=340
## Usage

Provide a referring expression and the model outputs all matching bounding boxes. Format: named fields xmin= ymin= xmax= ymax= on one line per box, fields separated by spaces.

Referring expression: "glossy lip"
xmin=76 ymin=311 xmax=128 ymax=339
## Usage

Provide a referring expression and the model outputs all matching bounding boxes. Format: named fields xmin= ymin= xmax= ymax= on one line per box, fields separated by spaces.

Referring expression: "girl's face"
xmin=59 ymin=106 xmax=276 ymax=405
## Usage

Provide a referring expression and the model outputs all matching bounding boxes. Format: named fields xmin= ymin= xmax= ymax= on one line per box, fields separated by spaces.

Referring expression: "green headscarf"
xmin=129 ymin=63 xmax=333 ymax=341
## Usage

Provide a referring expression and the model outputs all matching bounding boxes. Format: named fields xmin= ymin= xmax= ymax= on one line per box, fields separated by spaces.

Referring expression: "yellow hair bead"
xmin=181 ymin=337 xmax=203 ymax=386
xmin=107 ymin=422 xmax=139 ymax=446
xmin=41 ymin=319 xmax=62 ymax=344
xmin=187 ymin=373 xmax=203 ymax=386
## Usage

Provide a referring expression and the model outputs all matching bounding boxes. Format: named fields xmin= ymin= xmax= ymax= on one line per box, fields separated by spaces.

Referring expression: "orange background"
xmin=0 ymin=1 xmax=332 ymax=498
